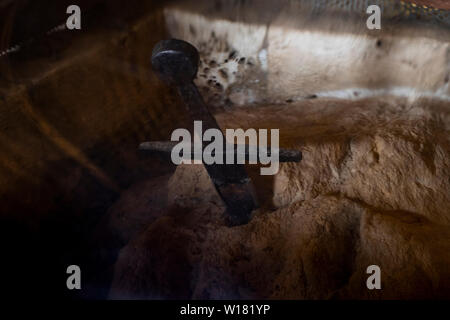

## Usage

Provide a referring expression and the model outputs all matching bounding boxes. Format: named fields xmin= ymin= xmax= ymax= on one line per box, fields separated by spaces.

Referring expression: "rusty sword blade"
xmin=150 ymin=39 xmax=258 ymax=226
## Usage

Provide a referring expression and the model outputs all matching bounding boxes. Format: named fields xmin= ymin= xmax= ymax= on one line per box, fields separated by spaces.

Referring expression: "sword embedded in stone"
xmin=143 ymin=39 xmax=301 ymax=226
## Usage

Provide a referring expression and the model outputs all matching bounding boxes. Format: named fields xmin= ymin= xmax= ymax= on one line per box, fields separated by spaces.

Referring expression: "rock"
xmin=273 ymin=117 xmax=450 ymax=226
xmin=339 ymin=209 xmax=450 ymax=299
xmin=168 ymin=164 xmax=224 ymax=209
xmin=164 ymin=0 xmax=450 ymax=106
xmin=109 ymin=95 xmax=450 ymax=299
xmin=104 ymin=0 xmax=450 ymax=300
xmin=99 ymin=175 xmax=171 ymax=247
xmin=109 ymin=192 xmax=450 ymax=299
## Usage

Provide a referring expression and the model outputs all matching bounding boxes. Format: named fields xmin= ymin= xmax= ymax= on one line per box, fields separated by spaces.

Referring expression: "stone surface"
xmin=1 ymin=0 xmax=449 ymax=300
xmin=164 ymin=0 xmax=450 ymax=107
xmin=109 ymin=95 xmax=450 ymax=299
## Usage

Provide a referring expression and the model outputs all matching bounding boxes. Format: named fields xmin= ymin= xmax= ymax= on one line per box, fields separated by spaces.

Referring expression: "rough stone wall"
xmin=108 ymin=95 xmax=450 ymax=299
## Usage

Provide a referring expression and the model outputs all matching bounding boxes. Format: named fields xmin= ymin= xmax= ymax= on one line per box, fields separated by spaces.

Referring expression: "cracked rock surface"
xmin=108 ymin=96 xmax=450 ymax=299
